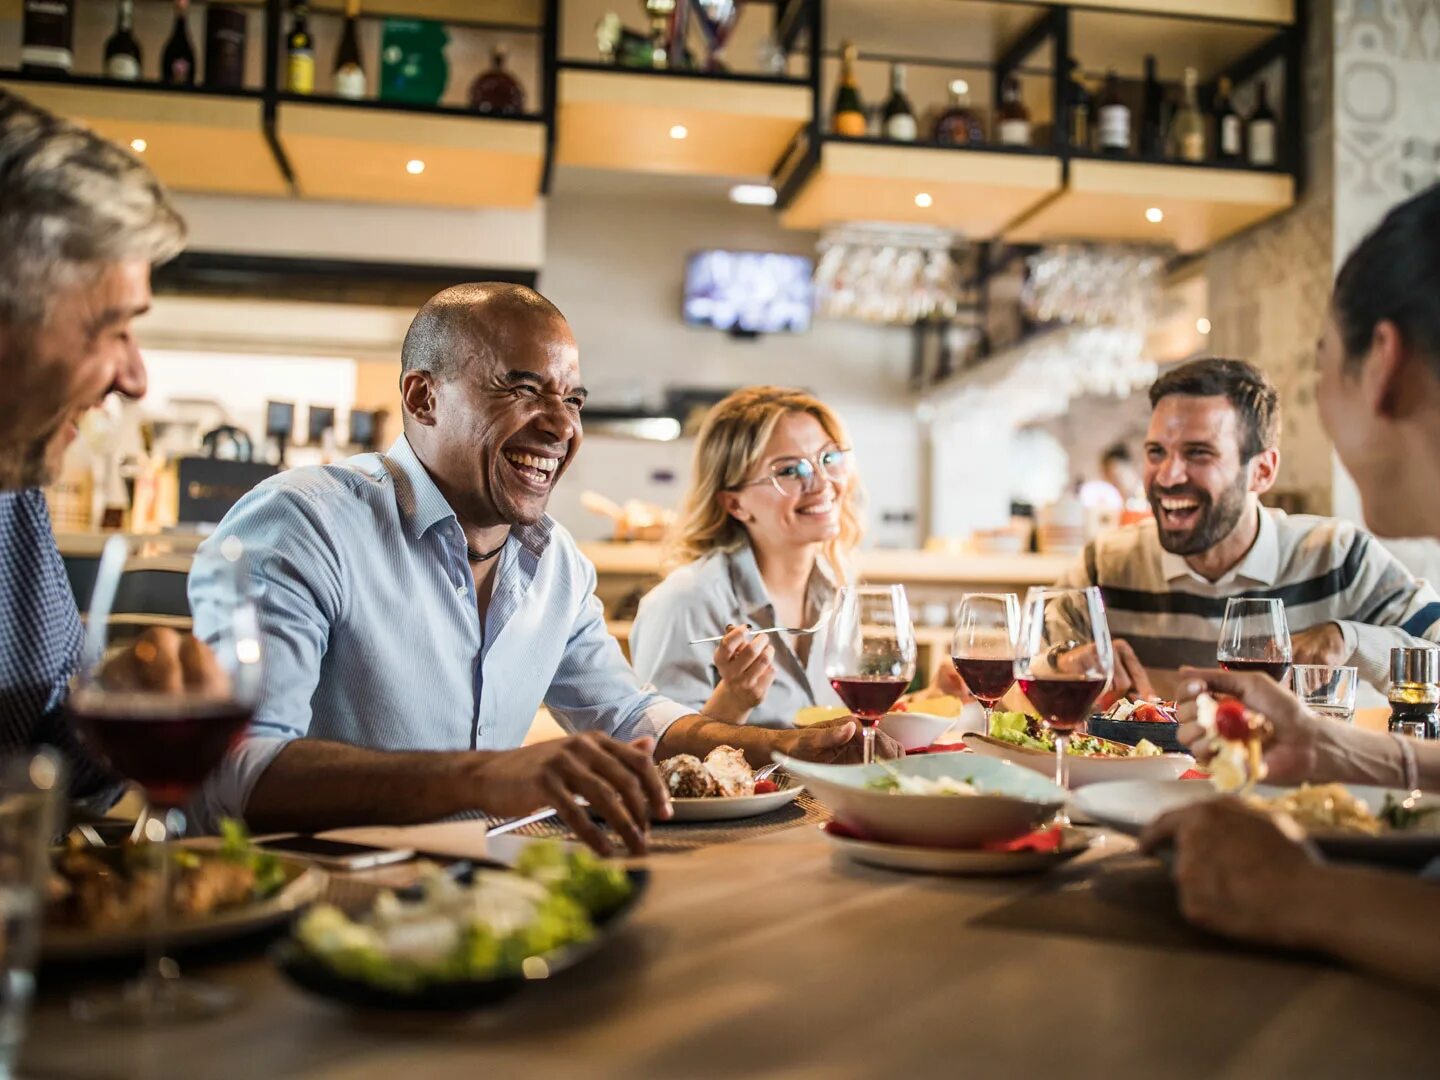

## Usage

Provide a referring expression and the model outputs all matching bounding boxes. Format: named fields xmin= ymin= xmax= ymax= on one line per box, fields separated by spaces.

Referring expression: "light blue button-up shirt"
xmin=190 ymin=435 xmax=690 ymax=825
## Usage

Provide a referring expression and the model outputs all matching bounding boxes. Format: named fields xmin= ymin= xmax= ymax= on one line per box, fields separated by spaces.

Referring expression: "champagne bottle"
xmin=286 ymin=1 xmax=315 ymax=95
xmin=104 ymin=0 xmax=142 ymax=81
xmin=882 ymin=62 xmax=917 ymax=142
xmin=1096 ymin=69 xmax=1130 ymax=156
xmin=160 ymin=0 xmax=196 ymax=87
xmin=1139 ymin=55 xmax=1164 ymax=158
xmin=1066 ymin=59 xmax=1092 ymax=153
xmin=1248 ymin=82 xmax=1278 ymax=166
xmin=1214 ymin=76 xmax=1242 ymax=162
xmin=1168 ymin=66 xmax=1205 ymax=162
xmin=332 ymin=0 xmax=366 ymax=98
xmin=832 ymin=41 xmax=866 ymax=137
xmin=997 ymin=75 xmax=1031 ymax=147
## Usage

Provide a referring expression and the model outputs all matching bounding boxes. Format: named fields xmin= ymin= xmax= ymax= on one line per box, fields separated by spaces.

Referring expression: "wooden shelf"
xmin=1065 ymin=0 xmax=1293 ymax=24
xmin=555 ymin=66 xmax=812 ymax=178
xmin=0 ymin=78 xmax=286 ymax=196
xmin=777 ymin=137 xmax=1062 ymax=236
xmin=274 ymin=99 xmax=545 ymax=208
xmin=1003 ymin=156 xmax=1294 ymax=253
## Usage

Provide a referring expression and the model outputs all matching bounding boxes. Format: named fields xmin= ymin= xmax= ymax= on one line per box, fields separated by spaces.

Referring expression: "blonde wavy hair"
xmin=666 ymin=386 xmax=864 ymax=583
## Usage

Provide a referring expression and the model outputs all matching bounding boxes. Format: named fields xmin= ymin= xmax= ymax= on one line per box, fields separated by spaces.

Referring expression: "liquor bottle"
xmin=1139 ymin=55 xmax=1164 ymax=158
xmin=286 ymin=1 xmax=315 ymax=95
xmin=1096 ymin=69 xmax=1130 ymax=156
xmin=104 ymin=0 xmax=142 ymax=81
xmin=997 ymin=75 xmax=1031 ymax=147
xmin=1168 ymin=66 xmax=1205 ymax=162
xmin=468 ymin=45 xmax=526 ymax=115
xmin=1248 ymin=81 xmax=1278 ymax=166
xmin=933 ymin=78 xmax=984 ymax=146
xmin=332 ymin=0 xmax=366 ymax=99
xmin=204 ymin=5 xmax=247 ymax=90
xmin=1388 ymin=647 xmax=1439 ymax=740
xmin=1213 ymin=76 xmax=1242 ymax=162
xmin=21 ymin=0 xmax=74 ymax=73
xmin=882 ymin=62 xmax=918 ymax=141
xmin=1066 ymin=59 xmax=1091 ymax=152
xmin=832 ymin=41 xmax=866 ymax=137
xmin=160 ymin=0 xmax=197 ymax=87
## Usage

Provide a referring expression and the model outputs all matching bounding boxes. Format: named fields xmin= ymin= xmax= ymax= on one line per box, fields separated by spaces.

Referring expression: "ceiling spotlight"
xmin=129 ymin=138 xmax=148 ymax=153
xmin=729 ymin=184 xmax=777 ymax=206
xmin=669 ymin=124 xmax=689 ymax=140
xmin=406 ymin=159 xmax=426 ymax=175
xmin=1196 ymin=317 xmax=1212 ymax=335
xmin=1145 ymin=206 xmax=1164 ymax=224
xmin=914 ymin=192 xmax=933 ymax=208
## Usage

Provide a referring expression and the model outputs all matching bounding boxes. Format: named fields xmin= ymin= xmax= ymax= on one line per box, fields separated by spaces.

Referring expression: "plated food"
xmin=965 ymin=712 xmax=1195 ymax=787
xmin=657 ymin=746 xmax=803 ymax=821
xmin=821 ymin=821 xmax=1094 ymax=877
xmin=1100 ymin=698 xmax=1179 ymax=724
xmin=277 ymin=841 xmax=643 ymax=1009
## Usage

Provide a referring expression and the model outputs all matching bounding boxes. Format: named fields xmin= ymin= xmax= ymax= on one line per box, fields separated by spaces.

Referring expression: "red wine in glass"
xmin=1017 ymin=676 xmax=1107 ymax=732
xmin=829 ymin=676 xmax=909 ymax=725
xmin=951 ymin=656 xmax=1017 ymax=704
xmin=70 ymin=694 xmax=252 ymax=808
xmin=1218 ymin=658 xmax=1293 ymax=683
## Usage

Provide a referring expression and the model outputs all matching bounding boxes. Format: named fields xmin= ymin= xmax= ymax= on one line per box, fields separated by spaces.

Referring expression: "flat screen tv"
xmin=683 ymin=250 xmax=813 ymax=334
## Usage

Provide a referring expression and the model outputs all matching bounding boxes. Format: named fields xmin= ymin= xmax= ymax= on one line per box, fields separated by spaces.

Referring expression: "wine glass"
xmin=824 ymin=585 xmax=917 ymax=764
xmin=1217 ymin=597 xmax=1292 ymax=685
xmin=1014 ymin=587 xmax=1114 ymax=797
xmin=68 ymin=535 xmax=261 ymax=1023
xmin=950 ymin=593 xmax=1021 ymax=735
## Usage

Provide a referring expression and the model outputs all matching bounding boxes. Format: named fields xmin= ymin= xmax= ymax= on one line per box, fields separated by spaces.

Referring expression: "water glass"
xmin=1292 ymin=664 xmax=1358 ymax=724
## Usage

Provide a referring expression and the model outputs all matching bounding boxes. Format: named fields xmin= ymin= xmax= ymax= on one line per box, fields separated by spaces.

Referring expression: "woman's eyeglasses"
xmin=734 ymin=447 xmax=851 ymax=497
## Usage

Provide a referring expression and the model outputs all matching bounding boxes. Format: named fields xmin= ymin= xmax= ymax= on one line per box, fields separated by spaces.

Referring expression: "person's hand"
xmin=776 ymin=718 xmax=904 ymax=764
xmin=711 ymin=625 xmax=776 ymax=715
xmin=471 ymin=733 xmax=671 ymax=857
xmin=1058 ymin=638 xmax=1155 ymax=701
xmin=1174 ymin=667 xmax=1327 ymax=784
xmin=916 ymin=658 xmax=974 ymax=703
xmin=100 ymin=627 xmax=230 ymax=695
xmin=1291 ymin=623 xmax=1351 ymax=667
xmin=1139 ymin=797 xmax=1326 ymax=950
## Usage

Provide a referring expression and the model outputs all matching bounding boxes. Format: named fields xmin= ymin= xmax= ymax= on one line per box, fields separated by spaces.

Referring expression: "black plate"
xmin=272 ymin=867 xmax=648 ymax=1011
xmin=1087 ymin=717 xmax=1186 ymax=754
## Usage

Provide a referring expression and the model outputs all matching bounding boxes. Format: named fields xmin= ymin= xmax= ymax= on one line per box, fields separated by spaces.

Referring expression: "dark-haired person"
xmin=0 ymin=89 xmax=196 ymax=808
xmin=1053 ymin=357 xmax=1440 ymax=699
xmin=1145 ymin=184 xmax=1440 ymax=989
xmin=189 ymin=283 xmax=879 ymax=855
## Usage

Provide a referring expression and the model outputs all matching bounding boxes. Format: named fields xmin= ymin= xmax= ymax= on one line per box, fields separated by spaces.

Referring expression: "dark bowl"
xmin=1086 ymin=717 xmax=1186 ymax=754
xmin=272 ymin=867 xmax=648 ymax=1012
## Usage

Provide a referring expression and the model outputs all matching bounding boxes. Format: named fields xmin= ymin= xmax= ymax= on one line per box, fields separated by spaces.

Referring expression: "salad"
xmin=865 ymin=773 xmax=979 ymax=796
xmin=293 ymin=842 xmax=632 ymax=991
xmin=987 ymin=712 xmax=1163 ymax=758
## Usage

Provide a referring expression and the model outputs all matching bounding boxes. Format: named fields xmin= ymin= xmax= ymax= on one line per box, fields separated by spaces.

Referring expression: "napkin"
xmin=905 ymin=742 xmax=968 ymax=756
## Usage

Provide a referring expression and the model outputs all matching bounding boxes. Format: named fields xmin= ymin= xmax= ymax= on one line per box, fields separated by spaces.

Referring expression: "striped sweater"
xmin=1055 ymin=507 xmax=1440 ymax=694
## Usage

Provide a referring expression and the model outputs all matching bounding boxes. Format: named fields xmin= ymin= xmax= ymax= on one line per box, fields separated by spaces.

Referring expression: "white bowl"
xmin=878 ymin=711 xmax=958 ymax=751
xmin=772 ymin=752 xmax=1065 ymax=848
xmin=965 ymin=734 xmax=1194 ymax=787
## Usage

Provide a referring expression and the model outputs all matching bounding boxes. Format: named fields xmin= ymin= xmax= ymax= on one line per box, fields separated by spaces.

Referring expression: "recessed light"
xmin=129 ymin=138 xmax=147 ymax=153
xmin=1196 ymin=317 xmax=1212 ymax=335
xmin=1145 ymin=206 xmax=1164 ymax=223
xmin=669 ymin=124 xmax=689 ymax=140
xmin=914 ymin=192 xmax=933 ymax=208
xmin=406 ymin=159 xmax=426 ymax=175
xmin=729 ymin=184 xmax=777 ymax=206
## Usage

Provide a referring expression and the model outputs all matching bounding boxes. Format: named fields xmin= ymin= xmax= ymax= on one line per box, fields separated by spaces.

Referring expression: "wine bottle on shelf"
xmin=332 ymin=0 xmax=367 ymax=99
xmin=468 ymin=45 xmax=526 ymax=115
xmin=286 ymin=1 xmax=315 ymax=95
xmin=160 ymin=0 xmax=197 ymax=87
xmin=22 ymin=0 xmax=75 ymax=73
xmin=1066 ymin=59 xmax=1092 ymax=153
xmin=832 ymin=41 xmax=867 ymax=137
xmin=996 ymin=74 xmax=1031 ymax=147
xmin=1096 ymin=69 xmax=1130 ymax=156
xmin=882 ymin=62 xmax=918 ymax=142
xmin=1169 ymin=66 xmax=1205 ymax=162
xmin=1139 ymin=54 xmax=1164 ymax=158
xmin=1213 ymin=76 xmax=1242 ymax=162
xmin=104 ymin=0 xmax=142 ymax=82
xmin=1248 ymin=81 xmax=1278 ymax=166
xmin=204 ymin=5 xmax=247 ymax=90
xmin=933 ymin=78 xmax=984 ymax=146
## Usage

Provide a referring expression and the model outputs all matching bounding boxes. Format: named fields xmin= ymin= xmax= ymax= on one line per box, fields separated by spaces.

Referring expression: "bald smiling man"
xmin=189 ymin=284 xmax=885 ymax=853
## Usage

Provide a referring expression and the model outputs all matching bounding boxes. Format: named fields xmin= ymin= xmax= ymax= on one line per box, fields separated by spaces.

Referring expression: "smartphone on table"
xmin=256 ymin=835 xmax=415 ymax=870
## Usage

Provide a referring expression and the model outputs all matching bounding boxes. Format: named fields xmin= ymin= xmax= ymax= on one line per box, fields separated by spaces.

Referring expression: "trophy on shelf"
xmin=644 ymin=0 xmax=680 ymax=69
xmin=593 ymin=0 xmax=745 ymax=71
xmin=693 ymin=0 xmax=740 ymax=72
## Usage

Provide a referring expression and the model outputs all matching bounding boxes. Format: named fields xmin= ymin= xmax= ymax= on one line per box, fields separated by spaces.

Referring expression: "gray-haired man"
xmin=0 ymin=89 xmax=185 ymax=802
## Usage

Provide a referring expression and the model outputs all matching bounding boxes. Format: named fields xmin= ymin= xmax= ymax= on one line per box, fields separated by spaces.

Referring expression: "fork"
xmin=689 ymin=616 xmax=828 ymax=646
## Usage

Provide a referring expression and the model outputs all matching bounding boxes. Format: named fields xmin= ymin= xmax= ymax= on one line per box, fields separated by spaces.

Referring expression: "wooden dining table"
xmin=22 ymin=814 xmax=1440 ymax=1080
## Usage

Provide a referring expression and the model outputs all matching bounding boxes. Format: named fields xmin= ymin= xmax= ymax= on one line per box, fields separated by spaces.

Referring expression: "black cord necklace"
xmin=466 ymin=540 xmax=507 ymax=564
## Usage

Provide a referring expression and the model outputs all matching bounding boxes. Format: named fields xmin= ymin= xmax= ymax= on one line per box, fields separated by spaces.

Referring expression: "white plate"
xmin=878 ymin=711 xmax=959 ymax=751
xmin=965 ymin=734 xmax=1195 ymax=787
xmin=666 ymin=780 xmax=804 ymax=822
xmin=820 ymin=823 xmax=1093 ymax=876
xmin=774 ymin=752 xmax=1065 ymax=848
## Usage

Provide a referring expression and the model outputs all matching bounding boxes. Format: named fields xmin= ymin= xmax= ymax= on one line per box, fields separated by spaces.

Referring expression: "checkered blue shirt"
xmin=0 ymin=489 xmax=116 ymax=801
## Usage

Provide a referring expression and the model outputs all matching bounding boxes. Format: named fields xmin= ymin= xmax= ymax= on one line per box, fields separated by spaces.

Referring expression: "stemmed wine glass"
xmin=1217 ymin=597 xmax=1292 ymax=685
xmin=949 ymin=593 xmax=1021 ymax=736
xmin=1014 ymin=587 xmax=1114 ymax=797
xmin=68 ymin=535 xmax=261 ymax=1023
xmin=824 ymin=585 xmax=917 ymax=765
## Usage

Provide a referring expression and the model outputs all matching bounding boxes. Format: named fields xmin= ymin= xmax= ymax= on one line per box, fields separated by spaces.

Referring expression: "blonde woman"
xmin=629 ymin=387 xmax=866 ymax=729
